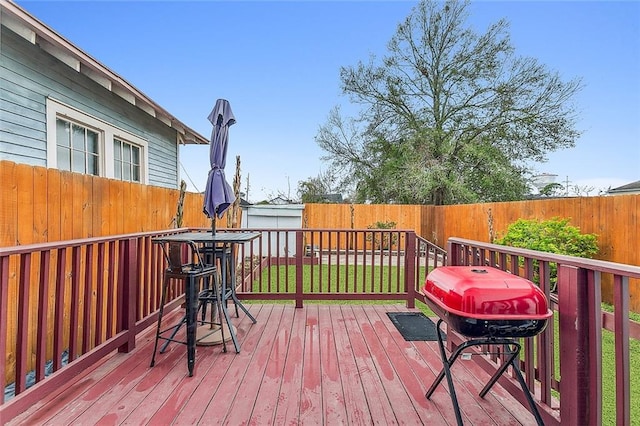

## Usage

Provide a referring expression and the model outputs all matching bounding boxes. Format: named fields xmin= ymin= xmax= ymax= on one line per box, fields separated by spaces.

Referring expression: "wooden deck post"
xmin=446 ymin=240 xmax=460 ymax=266
xmin=118 ymin=237 xmax=138 ymax=353
xmin=404 ymin=231 xmax=416 ymax=309
xmin=295 ymin=231 xmax=303 ymax=308
xmin=614 ymin=275 xmax=630 ymax=425
xmin=558 ymin=265 xmax=602 ymax=425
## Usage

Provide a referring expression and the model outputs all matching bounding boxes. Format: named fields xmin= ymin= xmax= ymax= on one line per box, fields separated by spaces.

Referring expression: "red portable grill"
xmin=422 ymin=266 xmax=552 ymax=426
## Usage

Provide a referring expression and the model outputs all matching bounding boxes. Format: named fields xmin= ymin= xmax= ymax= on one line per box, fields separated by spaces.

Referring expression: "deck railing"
xmin=1 ymin=229 xmax=638 ymax=426
xmin=236 ymin=229 xmax=446 ymax=308
xmin=0 ymin=228 xmax=432 ymax=413
xmin=0 ymin=228 xmax=189 ymax=413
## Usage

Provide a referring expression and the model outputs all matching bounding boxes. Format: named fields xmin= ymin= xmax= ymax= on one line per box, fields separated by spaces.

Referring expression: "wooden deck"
xmin=7 ymin=304 xmax=540 ymax=425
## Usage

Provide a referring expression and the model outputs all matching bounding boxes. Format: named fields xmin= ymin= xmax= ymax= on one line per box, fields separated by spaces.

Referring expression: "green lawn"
xmin=252 ymin=263 xmax=428 ymax=300
xmin=249 ymin=264 xmax=639 ymax=423
xmin=599 ymin=303 xmax=640 ymax=424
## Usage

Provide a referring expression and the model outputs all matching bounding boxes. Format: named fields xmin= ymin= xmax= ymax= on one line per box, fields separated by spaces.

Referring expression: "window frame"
xmin=46 ymin=97 xmax=149 ymax=184
xmin=113 ymin=137 xmax=142 ymax=182
xmin=55 ymin=118 xmax=102 ymax=176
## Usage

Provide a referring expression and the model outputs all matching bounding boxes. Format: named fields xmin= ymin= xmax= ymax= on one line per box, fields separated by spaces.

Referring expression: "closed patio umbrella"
xmin=203 ymin=99 xmax=236 ymax=234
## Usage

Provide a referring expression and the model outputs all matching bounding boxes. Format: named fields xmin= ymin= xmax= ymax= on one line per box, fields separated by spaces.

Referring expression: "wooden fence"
xmin=305 ymin=197 xmax=638 ymax=266
xmin=0 ymin=161 xmax=213 ymax=247
xmin=305 ymin=196 xmax=639 ymax=311
xmin=2 ymin=160 xmax=638 ymax=310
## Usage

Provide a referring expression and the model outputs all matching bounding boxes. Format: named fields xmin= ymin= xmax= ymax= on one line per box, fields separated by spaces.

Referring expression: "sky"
xmin=18 ymin=0 xmax=640 ymax=202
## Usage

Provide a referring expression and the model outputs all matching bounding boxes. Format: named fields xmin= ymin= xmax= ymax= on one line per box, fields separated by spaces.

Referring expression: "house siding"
xmin=0 ymin=25 xmax=179 ymax=189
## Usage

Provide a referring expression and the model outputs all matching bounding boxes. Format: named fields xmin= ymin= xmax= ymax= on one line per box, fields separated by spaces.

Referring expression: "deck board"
xmin=272 ymin=302 xmax=307 ymax=424
xmin=328 ymin=306 xmax=371 ymax=425
xmin=224 ymin=304 xmax=284 ymax=425
xmin=317 ymin=305 xmax=349 ymax=425
xmin=343 ymin=305 xmax=399 ymax=424
xmin=7 ymin=304 xmax=542 ymax=425
xmin=298 ymin=305 xmax=323 ymax=424
xmin=248 ymin=305 xmax=292 ymax=425
xmin=367 ymin=305 xmax=445 ymax=424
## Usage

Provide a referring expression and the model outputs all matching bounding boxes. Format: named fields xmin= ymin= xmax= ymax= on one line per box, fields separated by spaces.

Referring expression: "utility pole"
xmin=245 ymin=173 xmax=250 ymax=202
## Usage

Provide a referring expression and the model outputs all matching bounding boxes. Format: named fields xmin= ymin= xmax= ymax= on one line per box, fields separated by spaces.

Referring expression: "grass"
xmin=602 ymin=325 xmax=640 ymax=424
xmin=251 ymin=263 xmax=427 ymax=303
xmin=248 ymin=264 xmax=639 ymax=423
xmin=600 ymin=303 xmax=640 ymax=424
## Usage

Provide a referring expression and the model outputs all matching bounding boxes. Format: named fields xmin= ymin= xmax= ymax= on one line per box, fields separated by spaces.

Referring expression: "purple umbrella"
xmin=203 ymin=99 xmax=236 ymax=234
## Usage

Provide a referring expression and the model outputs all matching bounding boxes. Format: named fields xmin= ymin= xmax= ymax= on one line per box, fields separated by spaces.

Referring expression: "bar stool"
xmin=150 ymin=240 xmax=226 ymax=376
xmin=200 ymin=243 xmax=257 ymax=324
xmin=200 ymin=244 xmax=238 ymax=316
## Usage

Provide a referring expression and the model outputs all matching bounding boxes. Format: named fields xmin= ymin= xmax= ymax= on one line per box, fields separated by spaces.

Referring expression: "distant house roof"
xmin=323 ymin=193 xmax=343 ymax=203
xmin=268 ymin=196 xmax=293 ymax=205
xmin=607 ymin=180 xmax=640 ymax=195
xmin=1 ymin=0 xmax=208 ymax=145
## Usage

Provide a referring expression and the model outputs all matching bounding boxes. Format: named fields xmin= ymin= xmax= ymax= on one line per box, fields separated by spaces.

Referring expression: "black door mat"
xmin=386 ymin=312 xmax=446 ymax=341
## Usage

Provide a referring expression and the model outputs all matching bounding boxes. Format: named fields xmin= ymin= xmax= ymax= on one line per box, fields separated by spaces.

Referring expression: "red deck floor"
xmin=6 ymin=304 xmax=540 ymax=425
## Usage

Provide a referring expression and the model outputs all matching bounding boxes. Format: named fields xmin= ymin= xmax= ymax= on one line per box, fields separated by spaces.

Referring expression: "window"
xmin=46 ymin=98 xmax=149 ymax=184
xmin=56 ymin=118 xmax=100 ymax=175
xmin=113 ymin=138 xmax=141 ymax=182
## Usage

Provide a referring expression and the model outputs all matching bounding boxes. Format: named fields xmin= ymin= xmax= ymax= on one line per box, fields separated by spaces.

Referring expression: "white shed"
xmin=241 ymin=204 xmax=305 ymax=257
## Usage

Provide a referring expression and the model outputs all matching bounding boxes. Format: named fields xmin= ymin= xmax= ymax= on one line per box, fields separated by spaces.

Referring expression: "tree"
xmin=297 ymin=171 xmax=337 ymax=203
xmin=570 ymin=184 xmax=596 ymax=197
xmin=539 ymin=182 xmax=564 ymax=197
xmin=316 ymin=0 xmax=582 ymax=205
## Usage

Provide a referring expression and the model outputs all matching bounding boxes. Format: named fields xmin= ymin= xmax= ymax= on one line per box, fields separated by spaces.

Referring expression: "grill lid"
xmin=423 ymin=266 xmax=552 ymax=321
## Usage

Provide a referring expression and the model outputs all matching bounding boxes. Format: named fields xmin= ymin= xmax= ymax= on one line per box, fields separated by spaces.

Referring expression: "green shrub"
xmin=495 ymin=217 xmax=598 ymax=290
xmin=366 ymin=220 xmax=398 ymax=250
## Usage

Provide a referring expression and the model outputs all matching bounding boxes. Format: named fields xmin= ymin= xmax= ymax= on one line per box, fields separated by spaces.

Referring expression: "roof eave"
xmin=1 ymin=0 xmax=209 ymax=145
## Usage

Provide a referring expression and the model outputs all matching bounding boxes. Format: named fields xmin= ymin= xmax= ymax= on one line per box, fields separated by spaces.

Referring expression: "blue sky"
xmin=20 ymin=0 xmax=640 ymax=202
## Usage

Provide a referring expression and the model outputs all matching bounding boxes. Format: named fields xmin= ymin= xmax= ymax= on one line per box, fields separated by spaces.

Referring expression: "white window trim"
xmin=46 ymin=97 xmax=149 ymax=184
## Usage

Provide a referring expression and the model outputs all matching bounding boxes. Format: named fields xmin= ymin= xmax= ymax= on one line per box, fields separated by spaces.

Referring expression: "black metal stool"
xmin=200 ymin=243 xmax=257 ymax=324
xmin=150 ymin=240 xmax=226 ymax=376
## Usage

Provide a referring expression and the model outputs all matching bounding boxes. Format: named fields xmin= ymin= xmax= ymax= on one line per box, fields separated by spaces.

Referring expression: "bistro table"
xmin=152 ymin=231 xmax=259 ymax=372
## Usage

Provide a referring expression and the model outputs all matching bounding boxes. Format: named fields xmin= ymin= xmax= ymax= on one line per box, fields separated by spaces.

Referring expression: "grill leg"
xmin=476 ymin=341 xmax=544 ymax=426
xmin=425 ymin=319 xmax=464 ymax=426
xmin=427 ymin=331 xmax=545 ymax=426
xmin=509 ymin=350 xmax=545 ymax=426
xmin=479 ymin=342 xmax=521 ymax=397
xmin=426 ymin=329 xmax=485 ymax=399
